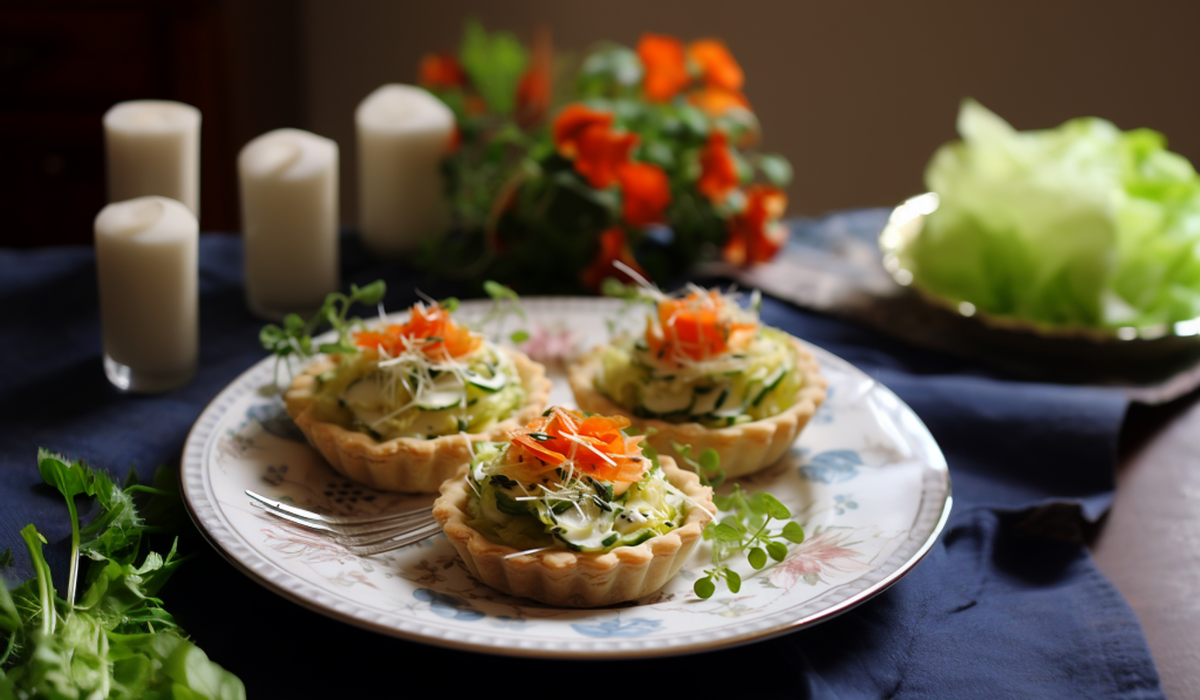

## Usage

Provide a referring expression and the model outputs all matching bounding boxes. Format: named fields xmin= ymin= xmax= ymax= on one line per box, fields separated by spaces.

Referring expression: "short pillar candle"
xmin=104 ymin=100 xmax=201 ymax=215
xmin=356 ymin=84 xmax=454 ymax=257
xmin=239 ymin=128 xmax=340 ymax=319
xmin=94 ymin=196 xmax=199 ymax=393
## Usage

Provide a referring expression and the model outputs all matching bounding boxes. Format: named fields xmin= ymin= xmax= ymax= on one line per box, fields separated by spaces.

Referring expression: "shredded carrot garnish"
xmin=645 ymin=290 xmax=756 ymax=362
xmin=507 ymin=407 xmax=648 ymax=484
xmin=354 ymin=303 xmax=482 ymax=359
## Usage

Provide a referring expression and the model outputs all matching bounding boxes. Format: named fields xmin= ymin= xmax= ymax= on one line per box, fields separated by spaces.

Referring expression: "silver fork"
xmin=246 ymin=489 xmax=442 ymax=556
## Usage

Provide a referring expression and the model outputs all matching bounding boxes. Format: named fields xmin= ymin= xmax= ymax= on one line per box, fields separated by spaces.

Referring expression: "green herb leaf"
xmin=2 ymin=451 xmax=245 ymax=698
xmin=757 ymin=153 xmax=794 ymax=187
xmin=725 ymin=569 xmax=742 ymax=593
xmin=694 ymin=575 xmax=716 ymax=599
xmin=760 ymin=493 xmax=791 ymax=520
xmin=713 ymin=523 xmax=742 ymax=543
xmin=259 ymin=280 xmax=388 ymax=385
xmin=688 ymin=449 xmax=806 ymax=600
xmin=459 ymin=18 xmax=528 ymax=116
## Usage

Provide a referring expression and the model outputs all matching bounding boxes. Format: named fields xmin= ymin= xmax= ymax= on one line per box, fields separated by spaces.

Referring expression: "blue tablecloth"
xmin=0 ymin=217 xmax=1164 ymax=698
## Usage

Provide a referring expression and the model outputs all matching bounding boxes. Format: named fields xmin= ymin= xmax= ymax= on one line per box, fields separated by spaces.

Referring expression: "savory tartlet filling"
xmin=306 ymin=302 xmax=526 ymax=441
xmin=594 ymin=289 xmax=802 ymax=427
xmin=464 ymin=407 xmax=692 ymax=553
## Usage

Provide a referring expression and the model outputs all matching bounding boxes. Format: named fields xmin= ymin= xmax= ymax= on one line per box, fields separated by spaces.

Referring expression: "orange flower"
xmin=516 ymin=69 xmax=551 ymax=126
xmin=553 ymin=104 xmax=613 ymax=159
xmin=689 ymin=86 xmax=751 ymax=116
xmin=574 ymin=126 xmax=639 ymax=189
xmin=637 ymin=33 xmax=690 ymax=102
xmin=687 ymin=39 xmax=743 ymax=91
xmin=698 ymin=131 xmax=739 ymax=202
xmin=723 ymin=185 xmax=789 ymax=266
xmin=465 ymin=94 xmax=488 ymax=115
xmin=581 ymin=227 xmax=648 ymax=292
xmin=516 ymin=25 xmax=553 ymax=126
xmin=646 ymin=290 xmax=757 ymax=362
xmin=617 ymin=161 xmax=671 ymax=226
xmin=354 ymin=303 xmax=481 ymax=359
xmin=507 ymin=407 xmax=649 ymax=484
xmin=553 ymin=104 xmax=638 ymax=188
xmin=418 ymin=52 xmax=467 ymax=89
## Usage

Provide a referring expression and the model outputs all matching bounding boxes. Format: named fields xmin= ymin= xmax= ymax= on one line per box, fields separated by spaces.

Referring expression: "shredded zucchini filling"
xmin=465 ymin=442 xmax=690 ymax=553
xmin=596 ymin=325 xmax=801 ymax=428
xmin=310 ymin=342 xmax=526 ymax=440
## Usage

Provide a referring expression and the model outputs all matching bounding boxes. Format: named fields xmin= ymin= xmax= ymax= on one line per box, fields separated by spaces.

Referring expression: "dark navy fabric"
xmin=0 ymin=222 xmax=1163 ymax=698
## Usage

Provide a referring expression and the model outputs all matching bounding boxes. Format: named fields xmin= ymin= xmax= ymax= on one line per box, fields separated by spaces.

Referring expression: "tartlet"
xmin=567 ymin=288 xmax=827 ymax=478
xmin=284 ymin=302 xmax=551 ymax=493
xmin=433 ymin=407 xmax=715 ymax=607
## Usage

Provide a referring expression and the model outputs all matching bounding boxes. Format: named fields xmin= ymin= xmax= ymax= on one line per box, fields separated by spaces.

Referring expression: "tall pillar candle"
xmin=356 ymin=84 xmax=454 ymax=257
xmin=104 ymin=100 xmax=201 ymax=215
xmin=239 ymin=128 xmax=339 ymax=319
xmin=95 ymin=196 xmax=198 ymax=393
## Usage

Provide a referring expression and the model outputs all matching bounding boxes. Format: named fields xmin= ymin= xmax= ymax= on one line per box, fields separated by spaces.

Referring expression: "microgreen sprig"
xmin=258 ymin=281 xmax=387 ymax=383
xmin=475 ymin=280 xmax=529 ymax=344
xmin=677 ymin=445 xmax=805 ymax=599
xmin=672 ymin=441 xmax=725 ymax=489
xmin=695 ymin=486 xmax=805 ymax=598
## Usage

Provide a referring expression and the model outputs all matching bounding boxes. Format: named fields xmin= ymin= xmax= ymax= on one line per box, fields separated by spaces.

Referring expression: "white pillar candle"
xmin=104 ymin=100 xmax=201 ymax=215
xmin=356 ymin=84 xmax=454 ymax=257
xmin=95 ymin=196 xmax=198 ymax=393
xmin=239 ymin=128 xmax=340 ymax=319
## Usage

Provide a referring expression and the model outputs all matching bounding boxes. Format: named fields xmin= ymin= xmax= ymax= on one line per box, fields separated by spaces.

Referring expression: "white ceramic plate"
xmin=181 ymin=297 xmax=951 ymax=658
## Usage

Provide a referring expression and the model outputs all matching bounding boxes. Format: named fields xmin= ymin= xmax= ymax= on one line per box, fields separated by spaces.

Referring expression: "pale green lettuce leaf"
xmin=914 ymin=99 xmax=1200 ymax=328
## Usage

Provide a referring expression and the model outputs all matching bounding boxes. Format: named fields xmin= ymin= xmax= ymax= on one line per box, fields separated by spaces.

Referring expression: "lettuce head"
xmin=912 ymin=99 xmax=1200 ymax=329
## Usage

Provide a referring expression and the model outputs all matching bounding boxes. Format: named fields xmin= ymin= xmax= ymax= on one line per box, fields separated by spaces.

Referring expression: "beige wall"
xmin=274 ymin=0 xmax=1200 ymax=222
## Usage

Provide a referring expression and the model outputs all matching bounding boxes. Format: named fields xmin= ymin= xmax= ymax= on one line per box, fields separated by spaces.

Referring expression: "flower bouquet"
xmin=417 ymin=21 xmax=794 ymax=295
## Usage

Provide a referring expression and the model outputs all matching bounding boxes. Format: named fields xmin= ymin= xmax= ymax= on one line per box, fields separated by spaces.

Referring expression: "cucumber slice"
xmin=415 ymin=372 xmax=465 ymax=411
xmin=752 ymin=367 xmax=788 ymax=407
xmin=464 ymin=367 xmax=507 ymax=392
xmin=691 ymin=383 xmax=728 ymax=416
xmin=640 ymin=386 xmax=693 ymax=415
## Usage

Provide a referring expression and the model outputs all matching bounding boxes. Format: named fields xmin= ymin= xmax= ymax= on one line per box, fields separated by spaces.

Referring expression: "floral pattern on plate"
xmin=181 ymin=297 xmax=950 ymax=656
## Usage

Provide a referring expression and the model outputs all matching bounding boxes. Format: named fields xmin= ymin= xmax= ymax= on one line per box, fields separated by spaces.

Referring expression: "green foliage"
xmin=692 ymin=479 xmax=806 ymax=599
xmin=0 ymin=451 xmax=244 ymax=699
xmin=260 ymin=281 xmax=386 ymax=360
xmin=576 ymin=44 xmax=643 ymax=96
xmin=259 ymin=281 xmax=387 ymax=384
xmin=459 ymin=18 xmax=528 ymax=116
xmin=475 ymin=281 xmax=530 ymax=345
xmin=672 ymin=442 xmax=725 ymax=489
xmin=418 ymin=24 xmax=793 ymax=294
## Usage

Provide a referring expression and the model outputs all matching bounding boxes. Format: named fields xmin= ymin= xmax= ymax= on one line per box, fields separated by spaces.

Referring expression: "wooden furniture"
xmin=1094 ymin=396 xmax=1200 ymax=699
xmin=0 ymin=3 xmax=236 ymax=247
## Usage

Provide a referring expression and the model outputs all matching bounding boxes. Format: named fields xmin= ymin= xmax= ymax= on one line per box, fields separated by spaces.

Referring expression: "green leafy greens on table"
xmin=914 ymin=98 xmax=1200 ymax=329
xmin=0 ymin=450 xmax=244 ymax=700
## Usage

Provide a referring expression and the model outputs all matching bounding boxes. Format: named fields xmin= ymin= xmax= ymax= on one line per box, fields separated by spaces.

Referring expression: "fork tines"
xmin=246 ymin=489 xmax=441 ymax=556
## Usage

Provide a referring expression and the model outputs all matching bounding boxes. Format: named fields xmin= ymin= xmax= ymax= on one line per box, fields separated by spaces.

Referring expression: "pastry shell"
xmin=285 ymin=347 xmax=551 ymax=493
xmin=568 ymin=336 xmax=827 ymax=479
xmin=433 ymin=457 xmax=715 ymax=607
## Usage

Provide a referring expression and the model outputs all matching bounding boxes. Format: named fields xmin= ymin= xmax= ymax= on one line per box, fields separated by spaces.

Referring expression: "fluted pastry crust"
xmin=568 ymin=336 xmax=826 ymax=478
xmin=285 ymin=347 xmax=551 ymax=493
xmin=433 ymin=457 xmax=714 ymax=607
